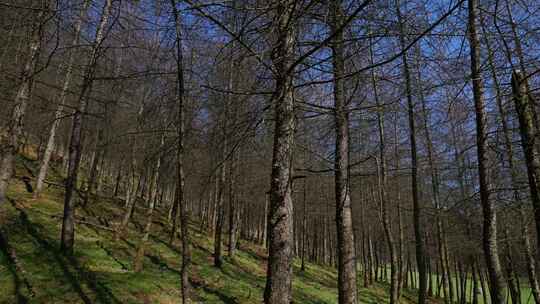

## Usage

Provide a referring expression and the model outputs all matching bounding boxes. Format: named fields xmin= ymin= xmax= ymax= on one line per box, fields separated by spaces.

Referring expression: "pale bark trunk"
xmin=227 ymin=82 xmax=238 ymax=259
xmin=0 ymin=2 xmax=48 ymax=203
xmin=35 ymin=0 xmax=89 ymax=198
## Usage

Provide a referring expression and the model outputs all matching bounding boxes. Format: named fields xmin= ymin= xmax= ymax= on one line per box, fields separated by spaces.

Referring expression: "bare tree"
xmin=264 ymin=1 xmax=297 ymax=303
xmin=467 ymin=0 xmax=506 ymax=302
xmin=170 ymin=1 xmax=191 ymax=301
xmin=61 ymin=0 xmax=114 ymax=254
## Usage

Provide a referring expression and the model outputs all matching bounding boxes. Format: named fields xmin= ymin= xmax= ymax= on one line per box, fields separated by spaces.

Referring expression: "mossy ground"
xmin=1 ymin=154 xmax=437 ymax=303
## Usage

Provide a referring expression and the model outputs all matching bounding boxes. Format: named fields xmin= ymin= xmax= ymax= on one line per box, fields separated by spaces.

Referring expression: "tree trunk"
xmin=513 ymin=70 xmax=540 ymax=258
xmin=227 ymin=116 xmax=238 ymax=259
xmin=503 ymin=226 xmax=521 ymax=304
xmin=396 ymin=1 xmax=426 ymax=301
xmin=263 ymin=1 xmax=296 ymax=303
xmin=262 ymin=192 xmax=268 ymax=248
xmin=113 ymin=161 xmax=122 ymax=197
xmin=61 ymin=0 xmax=113 ymax=254
xmin=0 ymin=2 xmax=48 ymax=203
xmin=84 ymin=127 xmax=104 ymax=206
xmin=331 ymin=3 xmax=358 ymax=300
xmin=213 ymin=128 xmax=227 ymax=268
xmin=467 ymin=0 xmax=507 ymax=302
xmin=301 ymin=178 xmax=307 ymax=272
xmin=481 ymin=16 xmax=540 ymax=303
xmin=170 ymin=2 xmax=191 ymax=301
xmin=133 ymin=136 xmax=164 ymax=272
xmin=393 ymin=112 xmax=405 ymax=300
xmin=34 ymin=0 xmax=89 ymax=198
xmin=370 ymin=38 xmax=398 ymax=304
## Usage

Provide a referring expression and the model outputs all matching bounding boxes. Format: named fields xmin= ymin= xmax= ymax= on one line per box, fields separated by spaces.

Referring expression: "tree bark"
xmin=61 ymin=0 xmax=113 ymax=254
xmin=263 ymin=1 xmax=296 ymax=303
xmin=467 ymin=0 xmax=507 ymax=302
xmin=370 ymin=32 xmax=398 ymax=304
xmin=396 ymin=1 xmax=426 ymax=302
xmin=213 ymin=134 xmax=226 ymax=268
xmin=301 ymin=178 xmax=307 ymax=272
xmin=513 ymin=70 xmax=540 ymax=257
xmin=133 ymin=136 xmax=164 ymax=272
xmin=0 ymin=1 xmax=48 ymax=203
xmin=84 ymin=126 xmax=105 ymax=206
xmin=331 ymin=3 xmax=358 ymax=302
xmin=170 ymin=2 xmax=191 ymax=301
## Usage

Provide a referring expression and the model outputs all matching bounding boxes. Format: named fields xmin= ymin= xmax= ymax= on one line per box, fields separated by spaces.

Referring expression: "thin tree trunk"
xmin=262 ymin=192 xmax=268 ymax=248
xmin=113 ymin=161 xmax=122 ymax=197
xmin=61 ymin=0 xmax=113 ymax=254
xmin=170 ymin=2 xmax=191 ymax=301
xmin=133 ymin=136 xmax=164 ymax=272
xmin=468 ymin=0 xmax=507 ymax=302
xmin=84 ymin=127 xmax=104 ymax=206
xmin=34 ymin=0 xmax=89 ymax=198
xmin=371 ymin=37 xmax=398 ymax=304
xmin=393 ymin=112 xmax=405 ymax=299
xmin=396 ymin=1 xmax=426 ymax=301
xmin=227 ymin=105 xmax=238 ymax=259
xmin=213 ymin=126 xmax=227 ymax=268
xmin=331 ymin=3 xmax=358 ymax=301
xmin=301 ymin=178 xmax=307 ymax=272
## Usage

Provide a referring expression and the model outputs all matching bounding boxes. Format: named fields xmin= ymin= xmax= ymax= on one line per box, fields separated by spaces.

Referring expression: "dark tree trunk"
xmin=170 ymin=2 xmax=191 ymax=301
xmin=301 ymin=178 xmax=307 ymax=272
xmin=396 ymin=1 xmax=426 ymax=301
xmin=213 ymin=136 xmax=226 ymax=267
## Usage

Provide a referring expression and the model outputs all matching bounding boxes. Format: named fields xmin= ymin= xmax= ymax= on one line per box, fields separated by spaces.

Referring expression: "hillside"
xmin=0 ymin=154 xmax=434 ymax=303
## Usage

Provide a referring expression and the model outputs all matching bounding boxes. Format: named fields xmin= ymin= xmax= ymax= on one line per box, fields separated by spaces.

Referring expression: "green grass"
xmin=373 ymin=263 xmax=535 ymax=304
xmin=0 ymin=155 xmax=439 ymax=303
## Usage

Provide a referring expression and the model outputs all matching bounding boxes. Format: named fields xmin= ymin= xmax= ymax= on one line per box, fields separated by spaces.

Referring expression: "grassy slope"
xmin=1 ymin=155 xmax=433 ymax=303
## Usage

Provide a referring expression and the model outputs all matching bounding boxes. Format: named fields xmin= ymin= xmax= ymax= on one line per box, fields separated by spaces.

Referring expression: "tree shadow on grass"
xmin=146 ymin=253 xmax=181 ymax=275
xmin=294 ymin=264 xmax=337 ymax=288
xmin=9 ymin=198 xmax=121 ymax=304
xmin=0 ymin=229 xmax=30 ymax=303
xmin=199 ymin=284 xmax=239 ymax=304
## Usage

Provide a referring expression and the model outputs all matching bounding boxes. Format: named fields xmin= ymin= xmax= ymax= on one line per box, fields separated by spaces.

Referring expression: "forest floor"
xmin=0 ymin=153 xmax=438 ymax=304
